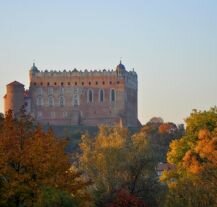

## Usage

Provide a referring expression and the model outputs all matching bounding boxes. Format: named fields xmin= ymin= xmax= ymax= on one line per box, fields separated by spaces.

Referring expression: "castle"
xmin=4 ymin=62 xmax=139 ymax=127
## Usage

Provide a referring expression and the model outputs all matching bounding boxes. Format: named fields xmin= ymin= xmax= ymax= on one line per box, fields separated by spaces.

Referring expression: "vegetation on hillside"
xmin=0 ymin=107 xmax=216 ymax=206
xmin=161 ymin=107 xmax=217 ymax=207
xmin=0 ymin=110 xmax=91 ymax=207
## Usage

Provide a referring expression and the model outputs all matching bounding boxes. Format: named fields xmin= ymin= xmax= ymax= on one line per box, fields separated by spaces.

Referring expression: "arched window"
xmin=99 ymin=89 xmax=104 ymax=102
xmin=59 ymin=96 xmax=65 ymax=107
xmin=110 ymin=89 xmax=115 ymax=102
xmin=87 ymin=89 xmax=93 ymax=103
xmin=36 ymin=96 xmax=44 ymax=106
xmin=48 ymin=96 xmax=54 ymax=107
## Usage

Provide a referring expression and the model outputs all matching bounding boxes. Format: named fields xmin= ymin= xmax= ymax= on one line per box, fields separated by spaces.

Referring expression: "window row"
xmin=36 ymin=89 xmax=116 ymax=107
xmin=37 ymin=87 xmax=117 ymax=97
xmin=37 ymin=111 xmax=68 ymax=119
xmin=33 ymin=81 xmax=120 ymax=87
xmin=87 ymin=89 xmax=115 ymax=103
xmin=37 ymin=108 xmax=113 ymax=119
xmin=37 ymin=96 xmax=66 ymax=107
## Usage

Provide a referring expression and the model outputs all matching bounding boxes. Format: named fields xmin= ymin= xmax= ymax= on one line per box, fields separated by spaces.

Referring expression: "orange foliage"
xmin=182 ymin=151 xmax=203 ymax=174
xmin=182 ymin=128 xmax=217 ymax=174
xmin=0 ymin=110 xmax=90 ymax=206
xmin=159 ymin=123 xmax=177 ymax=134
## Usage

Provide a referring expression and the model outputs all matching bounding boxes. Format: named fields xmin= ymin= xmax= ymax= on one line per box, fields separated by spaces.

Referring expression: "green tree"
xmin=141 ymin=121 xmax=182 ymax=163
xmin=79 ymin=126 xmax=160 ymax=206
xmin=161 ymin=107 xmax=217 ymax=207
xmin=34 ymin=187 xmax=78 ymax=207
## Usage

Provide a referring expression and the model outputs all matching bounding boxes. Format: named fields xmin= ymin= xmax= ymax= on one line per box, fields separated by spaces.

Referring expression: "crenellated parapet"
xmin=29 ymin=62 xmax=137 ymax=80
xmin=31 ymin=68 xmax=137 ymax=77
xmin=4 ymin=61 xmax=139 ymax=127
xmin=32 ymin=69 xmax=117 ymax=77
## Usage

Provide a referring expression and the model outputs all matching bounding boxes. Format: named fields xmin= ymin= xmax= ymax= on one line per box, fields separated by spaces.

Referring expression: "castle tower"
xmin=116 ymin=61 xmax=138 ymax=127
xmin=4 ymin=81 xmax=25 ymax=116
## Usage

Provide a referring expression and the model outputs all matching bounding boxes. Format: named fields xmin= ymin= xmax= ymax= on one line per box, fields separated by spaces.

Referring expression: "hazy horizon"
xmin=0 ymin=0 xmax=217 ymax=124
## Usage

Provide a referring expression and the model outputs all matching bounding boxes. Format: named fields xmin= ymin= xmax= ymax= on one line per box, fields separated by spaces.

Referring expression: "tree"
xmin=158 ymin=123 xmax=177 ymax=135
xmin=107 ymin=189 xmax=148 ymax=207
xmin=141 ymin=121 xmax=182 ymax=163
xmin=35 ymin=186 xmax=78 ymax=207
xmin=79 ymin=126 xmax=160 ymax=206
xmin=148 ymin=117 xmax=164 ymax=124
xmin=161 ymin=108 xmax=217 ymax=207
xmin=0 ymin=110 xmax=90 ymax=207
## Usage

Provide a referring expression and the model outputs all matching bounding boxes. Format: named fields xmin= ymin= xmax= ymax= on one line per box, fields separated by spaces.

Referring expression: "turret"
xmin=29 ymin=62 xmax=39 ymax=79
xmin=4 ymin=81 xmax=25 ymax=116
xmin=116 ymin=61 xmax=126 ymax=76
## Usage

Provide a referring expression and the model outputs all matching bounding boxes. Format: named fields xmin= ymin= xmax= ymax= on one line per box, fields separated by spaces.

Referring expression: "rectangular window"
xmin=60 ymin=87 xmax=64 ymax=94
xmin=48 ymin=87 xmax=53 ymax=95
xmin=48 ymin=96 xmax=54 ymax=107
xmin=63 ymin=111 xmax=68 ymax=118
xmin=72 ymin=88 xmax=80 ymax=106
xmin=38 ymin=87 xmax=43 ymax=95
xmin=37 ymin=96 xmax=44 ymax=106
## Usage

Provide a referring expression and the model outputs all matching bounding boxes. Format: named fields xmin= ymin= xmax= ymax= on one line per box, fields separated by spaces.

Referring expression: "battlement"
xmin=31 ymin=68 xmax=137 ymax=77
xmin=29 ymin=62 xmax=137 ymax=80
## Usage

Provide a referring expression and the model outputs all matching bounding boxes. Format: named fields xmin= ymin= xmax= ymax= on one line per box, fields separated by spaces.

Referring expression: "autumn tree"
xmin=141 ymin=121 xmax=183 ymax=163
xmin=79 ymin=126 xmax=160 ymax=206
xmin=0 ymin=110 xmax=90 ymax=207
xmin=158 ymin=122 xmax=177 ymax=134
xmin=161 ymin=107 xmax=217 ymax=207
xmin=107 ymin=189 xmax=148 ymax=207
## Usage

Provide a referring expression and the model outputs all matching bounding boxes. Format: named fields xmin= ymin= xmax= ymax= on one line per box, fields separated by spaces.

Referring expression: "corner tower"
xmin=4 ymin=81 xmax=25 ymax=116
xmin=115 ymin=61 xmax=138 ymax=127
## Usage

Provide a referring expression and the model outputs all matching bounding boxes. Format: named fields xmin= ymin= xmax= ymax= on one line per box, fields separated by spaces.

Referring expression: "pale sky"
xmin=0 ymin=0 xmax=217 ymax=124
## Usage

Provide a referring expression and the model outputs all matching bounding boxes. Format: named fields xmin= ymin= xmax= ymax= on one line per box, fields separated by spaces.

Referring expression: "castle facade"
xmin=4 ymin=62 xmax=139 ymax=127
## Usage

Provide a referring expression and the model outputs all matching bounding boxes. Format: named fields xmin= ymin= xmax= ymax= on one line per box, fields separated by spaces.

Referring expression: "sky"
xmin=0 ymin=0 xmax=216 ymax=124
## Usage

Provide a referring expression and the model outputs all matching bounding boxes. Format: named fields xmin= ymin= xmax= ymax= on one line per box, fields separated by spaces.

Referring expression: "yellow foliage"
xmin=79 ymin=125 xmax=155 ymax=205
xmin=198 ymin=129 xmax=210 ymax=140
